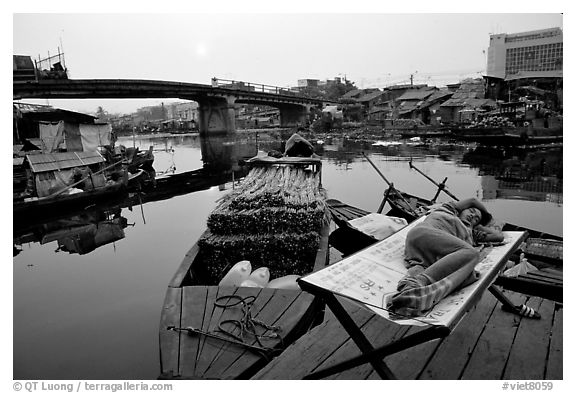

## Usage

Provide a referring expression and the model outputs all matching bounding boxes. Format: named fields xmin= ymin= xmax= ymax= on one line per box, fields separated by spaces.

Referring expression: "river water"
xmin=13 ymin=130 xmax=562 ymax=379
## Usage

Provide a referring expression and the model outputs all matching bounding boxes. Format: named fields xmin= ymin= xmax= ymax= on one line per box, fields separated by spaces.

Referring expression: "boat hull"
xmin=13 ymin=181 xmax=128 ymax=220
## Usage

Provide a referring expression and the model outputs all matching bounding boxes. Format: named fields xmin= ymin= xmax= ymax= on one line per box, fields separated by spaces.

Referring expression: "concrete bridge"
xmin=13 ymin=79 xmax=327 ymax=135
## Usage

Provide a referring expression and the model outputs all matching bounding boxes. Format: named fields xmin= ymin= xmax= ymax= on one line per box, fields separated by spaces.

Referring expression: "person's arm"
xmin=453 ymin=198 xmax=488 ymax=214
xmin=474 ymin=225 xmax=505 ymax=243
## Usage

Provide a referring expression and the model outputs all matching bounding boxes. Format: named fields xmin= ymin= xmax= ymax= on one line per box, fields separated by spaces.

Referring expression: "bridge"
xmin=13 ymin=78 xmax=327 ymax=135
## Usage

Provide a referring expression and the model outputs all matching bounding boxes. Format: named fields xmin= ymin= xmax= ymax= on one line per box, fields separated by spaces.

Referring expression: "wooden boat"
xmin=14 ymin=177 xmax=128 ymax=218
xmin=159 ymin=156 xmax=330 ymax=379
xmin=13 ymin=151 xmax=130 ymax=219
xmin=326 ymin=195 xmax=562 ymax=303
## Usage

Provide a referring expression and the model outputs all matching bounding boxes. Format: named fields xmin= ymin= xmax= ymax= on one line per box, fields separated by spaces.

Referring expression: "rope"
xmin=214 ymin=295 xmax=284 ymax=350
xmin=167 ymin=294 xmax=285 ymax=360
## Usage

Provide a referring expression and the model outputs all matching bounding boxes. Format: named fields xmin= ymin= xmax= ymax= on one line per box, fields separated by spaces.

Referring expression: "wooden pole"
xmin=430 ymin=177 xmax=448 ymax=203
xmin=408 ymin=159 xmax=459 ymax=201
xmin=362 ymin=152 xmax=391 ymax=187
xmin=363 ymin=152 xmax=417 ymax=215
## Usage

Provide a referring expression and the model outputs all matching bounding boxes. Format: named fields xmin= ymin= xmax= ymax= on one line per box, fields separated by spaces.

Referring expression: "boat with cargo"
xmin=159 ymin=155 xmax=330 ymax=380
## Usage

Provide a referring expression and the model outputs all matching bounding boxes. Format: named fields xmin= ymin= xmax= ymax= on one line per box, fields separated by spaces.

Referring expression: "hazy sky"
xmin=12 ymin=7 xmax=564 ymax=114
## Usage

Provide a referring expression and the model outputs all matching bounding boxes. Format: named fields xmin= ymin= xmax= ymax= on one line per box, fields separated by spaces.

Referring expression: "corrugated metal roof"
xmin=397 ymin=89 xmax=435 ymax=101
xmin=398 ymin=101 xmax=421 ymax=114
xmin=388 ymin=84 xmax=427 ymax=90
xmin=417 ymin=91 xmax=454 ymax=110
xmin=342 ymin=89 xmax=364 ymax=99
xmin=356 ymin=90 xmax=384 ymax=102
xmin=440 ymin=98 xmax=497 ymax=108
xmin=26 ymin=151 xmax=105 ymax=173
xmin=427 ymin=90 xmax=453 ymax=101
xmin=439 ymin=79 xmax=488 ymax=107
xmin=13 ymin=103 xmax=97 ymax=122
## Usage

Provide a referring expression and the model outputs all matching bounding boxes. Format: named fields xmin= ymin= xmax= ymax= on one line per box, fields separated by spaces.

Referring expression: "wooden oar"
xmin=363 ymin=151 xmax=399 ymax=188
xmin=362 ymin=152 xmax=418 ymax=216
xmin=408 ymin=158 xmax=460 ymax=201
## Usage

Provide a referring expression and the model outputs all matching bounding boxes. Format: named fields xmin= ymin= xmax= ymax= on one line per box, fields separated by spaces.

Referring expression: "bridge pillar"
xmin=279 ymin=104 xmax=311 ymax=127
xmin=197 ymin=96 xmax=237 ymax=135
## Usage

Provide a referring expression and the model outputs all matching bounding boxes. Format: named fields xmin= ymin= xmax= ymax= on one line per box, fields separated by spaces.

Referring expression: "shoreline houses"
xmin=15 ymin=27 xmax=561 ymax=136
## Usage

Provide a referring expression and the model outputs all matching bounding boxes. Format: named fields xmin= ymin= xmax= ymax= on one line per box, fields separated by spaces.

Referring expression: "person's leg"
xmin=404 ymin=226 xmax=479 ymax=283
xmin=388 ymin=261 xmax=479 ymax=316
xmin=423 ymin=247 xmax=479 ymax=283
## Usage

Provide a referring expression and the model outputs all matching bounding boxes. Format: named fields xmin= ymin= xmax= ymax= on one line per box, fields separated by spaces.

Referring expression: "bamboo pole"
xmin=408 ymin=159 xmax=459 ymax=201
xmin=362 ymin=152 xmax=417 ymax=215
xmin=362 ymin=152 xmax=392 ymax=187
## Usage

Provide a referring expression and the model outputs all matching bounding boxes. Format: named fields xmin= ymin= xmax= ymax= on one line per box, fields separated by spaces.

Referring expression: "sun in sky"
xmin=196 ymin=42 xmax=207 ymax=58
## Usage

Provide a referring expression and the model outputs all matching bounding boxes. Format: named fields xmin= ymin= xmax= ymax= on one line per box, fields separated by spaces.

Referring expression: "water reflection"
xmin=312 ymin=135 xmax=475 ymax=168
xmin=462 ymin=145 xmax=562 ymax=203
xmin=14 ymin=207 xmax=131 ymax=256
xmin=13 ymin=130 xmax=562 ymax=379
xmin=200 ymin=133 xmax=259 ymax=173
xmin=317 ymin=137 xmax=563 ymax=205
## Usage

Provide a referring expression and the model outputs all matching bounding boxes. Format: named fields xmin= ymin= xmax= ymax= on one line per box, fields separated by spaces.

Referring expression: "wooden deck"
xmin=159 ymin=285 xmax=321 ymax=379
xmin=252 ymin=246 xmax=563 ymax=380
xmin=252 ymin=289 xmax=562 ymax=380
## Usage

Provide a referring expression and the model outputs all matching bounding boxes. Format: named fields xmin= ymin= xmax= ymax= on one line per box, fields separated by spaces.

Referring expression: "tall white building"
xmin=486 ymin=27 xmax=562 ymax=80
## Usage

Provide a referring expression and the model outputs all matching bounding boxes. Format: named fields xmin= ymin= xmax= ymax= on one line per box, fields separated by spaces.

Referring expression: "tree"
xmin=324 ymin=80 xmax=356 ymax=101
xmin=95 ymin=106 xmax=109 ymax=122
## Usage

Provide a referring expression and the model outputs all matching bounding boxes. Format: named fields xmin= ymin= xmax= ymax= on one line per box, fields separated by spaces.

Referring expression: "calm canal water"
xmin=13 ymin=130 xmax=563 ymax=379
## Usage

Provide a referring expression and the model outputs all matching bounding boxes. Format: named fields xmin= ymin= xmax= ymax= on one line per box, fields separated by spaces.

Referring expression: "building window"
xmin=505 ymin=42 xmax=562 ymax=75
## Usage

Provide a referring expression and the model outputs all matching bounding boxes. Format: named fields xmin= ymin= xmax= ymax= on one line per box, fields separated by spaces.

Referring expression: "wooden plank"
xmin=371 ymin=325 xmax=440 ymax=380
xmin=504 ymin=297 xmax=555 ymax=380
xmin=200 ymin=286 xmax=276 ymax=378
xmin=545 ymin=304 xmax=562 ymax=380
xmin=252 ymin=299 xmax=374 ymax=379
xmin=419 ymin=293 xmax=499 ymax=380
xmin=191 ymin=285 xmax=243 ymax=377
xmin=460 ymin=291 xmax=527 ymax=379
xmin=178 ymin=286 xmax=209 ymax=377
xmin=158 ymin=287 xmax=182 ymax=378
xmin=495 ymin=276 xmax=562 ymax=303
xmin=195 ymin=286 xmax=221 ymax=366
xmin=168 ymin=243 xmax=199 ymax=288
xmin=326 ymin=318 xmax=409 ymax=380
xmin=204 ymin=288 xmax=300 ymax=379
xmin=539 ymin=268 xmax=563 ymax=277
xmin=525 ymin=271 xmax=563 ymax=283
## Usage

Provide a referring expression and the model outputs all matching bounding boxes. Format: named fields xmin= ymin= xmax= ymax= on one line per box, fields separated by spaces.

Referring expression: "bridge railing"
xmin=211 ymin=77 xmax=299 ymax=96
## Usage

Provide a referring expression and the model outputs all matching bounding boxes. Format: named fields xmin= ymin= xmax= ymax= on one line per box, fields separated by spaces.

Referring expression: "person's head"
xmin=459 ymin=207 xmax=491 ymax=227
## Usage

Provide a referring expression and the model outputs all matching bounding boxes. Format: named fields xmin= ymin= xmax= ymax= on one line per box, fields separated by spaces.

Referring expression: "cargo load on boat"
xmin=198 ymin=158 xmax=328 ymax=282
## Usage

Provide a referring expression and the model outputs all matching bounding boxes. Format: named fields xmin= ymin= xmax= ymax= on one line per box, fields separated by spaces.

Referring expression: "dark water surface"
xmin=13 ymin=131 xmax=562 ymax=379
